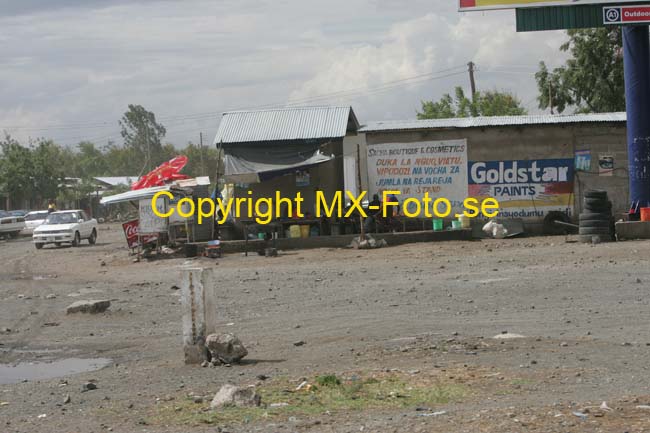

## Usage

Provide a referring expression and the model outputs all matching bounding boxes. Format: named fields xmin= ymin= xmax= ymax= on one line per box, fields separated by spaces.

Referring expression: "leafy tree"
xmin=31 ymin=139 xmax=68 ymax=203
xmin=417 ymin=87 xmax=526 ymax=119
xmin=74 ymin=141 xmax=109 ymax=178
xmin=103 ymin=142 xmax=142 ymax=175
xmin=180 ymin=142 xmax=222 ymax=178
xmin=119 ymin=104 xmax=167 ymax=172
xmin=535 ymin=28 xmax=624 ymax=114
xmin=0 ymin=134 xmax=34 ymax=208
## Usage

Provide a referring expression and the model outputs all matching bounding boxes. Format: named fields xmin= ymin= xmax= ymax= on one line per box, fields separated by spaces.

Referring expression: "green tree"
xmin=103 ymin=142 xmax=142 ymax=175
xmin=31 ymin=139 xmax=68 ymax=203
xmin=0 ymin=134 xmax=34 ymax=208
xmin=535 ymin=28 xmax=624 ymax=114
xmin=119 ymin=104 xmax=167 ymax=172
xmin=417 ymin=87 xmax=526 ymax=119
xmin=74 ymin=141 xmax=109 ymax=178
xmin=180 ymin=142 xmax=222 ymax=178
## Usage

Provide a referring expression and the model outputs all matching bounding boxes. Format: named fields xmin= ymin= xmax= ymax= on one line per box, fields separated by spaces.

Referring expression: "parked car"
xmin=33 ymin=210 xmax=98 ymax=249
xmin=0 ymin=210 xmax=26 ymax=238
xmin=9 ymin=210 xmax=29 ymax=217
xmin=22 ymin=210 xmax=50 ymax=234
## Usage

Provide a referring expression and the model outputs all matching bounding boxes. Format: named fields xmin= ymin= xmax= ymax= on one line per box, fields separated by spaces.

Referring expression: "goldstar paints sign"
xmin=367 ymin=139 xmax=468 ymax=213
xmin=468 ymin=159 xmax=574 ymax=219
xmin=460 ymin=0 xmax=641 ymax=11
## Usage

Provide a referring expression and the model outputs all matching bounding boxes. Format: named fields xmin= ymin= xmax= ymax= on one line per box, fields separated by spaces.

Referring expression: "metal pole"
xmin=357 ymin=143 xmax=365 ymax=241
xmin=623 ymin=25 xmax=650 ymax=217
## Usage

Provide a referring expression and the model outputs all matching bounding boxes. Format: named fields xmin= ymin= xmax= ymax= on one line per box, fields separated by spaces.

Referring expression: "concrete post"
xmin=180 ymin=268 xmax=217 ymax=364
xmin=623 ymin=25 xmax=650 ymax=216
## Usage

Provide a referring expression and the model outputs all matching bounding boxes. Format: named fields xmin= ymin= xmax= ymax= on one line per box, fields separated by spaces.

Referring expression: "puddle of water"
xmin=0 ymin=358 xmax=111 ymax=385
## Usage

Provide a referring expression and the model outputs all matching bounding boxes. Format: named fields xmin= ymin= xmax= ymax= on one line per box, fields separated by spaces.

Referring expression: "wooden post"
xmin=180 ymin=268 xmax=217 ymax=364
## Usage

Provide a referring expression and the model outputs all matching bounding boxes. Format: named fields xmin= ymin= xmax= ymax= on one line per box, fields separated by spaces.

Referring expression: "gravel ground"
xmin=1 ymin=224 xmax=650 ymax=432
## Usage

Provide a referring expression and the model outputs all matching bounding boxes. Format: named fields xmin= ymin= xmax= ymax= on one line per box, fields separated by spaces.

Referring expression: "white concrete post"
xmin=181 ymin=267 xmax=217 ymax=364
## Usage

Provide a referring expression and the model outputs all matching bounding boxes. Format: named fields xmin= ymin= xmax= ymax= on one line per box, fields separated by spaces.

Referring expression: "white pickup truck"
xmin=33 ymin=210 xmax=98 ymax=249
xmin=0 ymin=210 xmax=26 ymax=238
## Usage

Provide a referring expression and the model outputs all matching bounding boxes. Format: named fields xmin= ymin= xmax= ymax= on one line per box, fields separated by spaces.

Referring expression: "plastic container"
xmin=289 ymin=225 xmax=302 ymax=238
xmin=257 ymin=232 xmax=265 ymax=239
xmin=433 ymin=219 xmax=443 ymax=231
xmin=451 ymin=220 xmax=462 ymax=230
xmin=310 ymin=226 xmax=320 ymax=237
xmin=300 ymin=225 xmax=310 ymax=238
xmin=459 ymin=215 xmax=471 ymax=229
xmin=642 ymin=207 xmax=650 ymax=222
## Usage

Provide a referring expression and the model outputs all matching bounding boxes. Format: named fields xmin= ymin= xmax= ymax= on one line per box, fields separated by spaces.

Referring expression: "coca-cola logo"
xmin=122 ymin=220 xmax=139 ymax=238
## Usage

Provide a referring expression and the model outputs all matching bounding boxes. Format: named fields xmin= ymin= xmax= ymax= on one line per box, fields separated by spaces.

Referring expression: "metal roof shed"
xmin=214 ymin=106 xmax=359 ymax=183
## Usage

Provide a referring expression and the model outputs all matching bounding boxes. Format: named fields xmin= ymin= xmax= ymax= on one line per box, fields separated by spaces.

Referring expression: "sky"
xmin=0 ymin=0 xmax=569 ymax=148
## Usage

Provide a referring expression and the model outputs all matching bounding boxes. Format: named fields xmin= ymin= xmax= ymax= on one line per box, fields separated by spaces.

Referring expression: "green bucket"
xmin=433 ymin=219 xmax=443 ymax=231
xmin=451 ymin=220 xmax=462 ymax=230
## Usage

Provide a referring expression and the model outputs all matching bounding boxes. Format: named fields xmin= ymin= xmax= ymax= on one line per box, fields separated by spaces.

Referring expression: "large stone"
xmin=210 ymin=384 xmax=260 ymax=409
xmin=205 ymin=333 xmax=248 ymax=364
xmin=66 ymin=300 xmax=111 ymax=314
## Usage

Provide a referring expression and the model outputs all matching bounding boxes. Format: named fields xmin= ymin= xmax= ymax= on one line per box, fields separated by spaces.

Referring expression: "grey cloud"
xmin=0 ymin=0 xmax=169 ymax=17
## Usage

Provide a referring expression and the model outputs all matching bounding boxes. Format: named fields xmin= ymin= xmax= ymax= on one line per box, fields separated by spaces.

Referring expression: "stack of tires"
xmin=579 ymin=190 xmax=613 ymax=243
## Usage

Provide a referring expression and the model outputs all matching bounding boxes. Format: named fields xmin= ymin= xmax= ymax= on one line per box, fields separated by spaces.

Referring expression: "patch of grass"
xmin=150 ymin=372 xmax=467 ymax=427
xmin=315 ymin=374 xmax=341 ymax=387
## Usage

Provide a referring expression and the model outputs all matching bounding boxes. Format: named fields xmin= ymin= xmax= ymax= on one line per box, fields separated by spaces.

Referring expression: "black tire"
xmin=584 ymin=190 xmax=608 ymax=199
xmin=580 ymin=220 xmax=611 ymax=229
xmin=584 ymin=197 xmax=608 ymax=208
xmin=71 ymin=231 xmax=80 ymax=247
xmin=35 ymin=243 xmax=43 ymax=250
xmin=580 ymin=212 xmax=610 ymax=221
xmin=579 ymin=227 xmax=611 ymax=236
xmin=88 ymin=229 xmax=97 ymax=245
xmin=578 ymin=234 xmax=613 ymax=243
xmin=583 ymin=203 xmax=612 ymax=213
xmin=580 ymin=220 xmax=611 ymax=228
xmin=543 ymin=211 xmax=571 ymax=235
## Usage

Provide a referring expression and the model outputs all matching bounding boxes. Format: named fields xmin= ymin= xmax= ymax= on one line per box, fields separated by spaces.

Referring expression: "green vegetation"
xmin=149 ymin=372 xmax=467 ymax=427
xmin=536 ymin=28 xmax=624 ymax=114
xmin=417 ymin=86 xmax=526 ymax=120
xmin=0 ymin=105 xmax=222 ymax=209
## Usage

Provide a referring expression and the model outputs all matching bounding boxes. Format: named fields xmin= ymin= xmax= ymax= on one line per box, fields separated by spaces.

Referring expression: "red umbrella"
xmin=131 ymin=155 xmax=190 ymax=190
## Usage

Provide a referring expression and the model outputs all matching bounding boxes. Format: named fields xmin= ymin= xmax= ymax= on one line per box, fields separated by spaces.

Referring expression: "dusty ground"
xmin=1 ymin=223 xmax=650 ymax=432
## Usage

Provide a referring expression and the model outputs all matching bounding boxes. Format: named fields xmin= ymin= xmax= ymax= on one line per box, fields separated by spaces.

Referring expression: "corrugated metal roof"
xmin=214 ymin=106 xmax=358 ymax=144
xmin=359 ymin=112 xmax=626 ymax=133
xmin=94 ymin=176 xmax=139 ymax=187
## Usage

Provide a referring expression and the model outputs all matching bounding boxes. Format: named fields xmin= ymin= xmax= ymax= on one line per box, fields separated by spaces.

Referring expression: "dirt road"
xmin=1 ymin=224 xmax=650 ymax=432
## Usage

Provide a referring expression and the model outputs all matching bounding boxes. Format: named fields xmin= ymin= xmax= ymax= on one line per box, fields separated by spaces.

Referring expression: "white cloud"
xmin=0 ymin=0 xmax=570 ymax=145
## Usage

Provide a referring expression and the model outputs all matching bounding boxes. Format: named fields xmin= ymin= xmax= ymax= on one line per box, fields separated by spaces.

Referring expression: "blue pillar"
xmin=623 ymin=25 xmax=650 ymax=216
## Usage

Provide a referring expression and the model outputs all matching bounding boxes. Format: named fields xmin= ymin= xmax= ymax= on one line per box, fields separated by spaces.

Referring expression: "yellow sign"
xmin=460 ymin=0 xmax=641 ymax=11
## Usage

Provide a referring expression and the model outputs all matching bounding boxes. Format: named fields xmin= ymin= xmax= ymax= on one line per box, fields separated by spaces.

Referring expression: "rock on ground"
xmin=210 ymin=384 xmax=261 ymax=409
xmin=66 ymin=300 xmax=111 ymax=314
xmin=205 ymin=333 xmax=248 ymax=364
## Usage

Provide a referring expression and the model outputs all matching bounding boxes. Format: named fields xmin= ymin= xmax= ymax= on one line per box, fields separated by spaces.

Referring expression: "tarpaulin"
xmin=221 ymin=138 xmax=335 ymax=183
xmin=223 ymin=150 xmax=333 ymax=183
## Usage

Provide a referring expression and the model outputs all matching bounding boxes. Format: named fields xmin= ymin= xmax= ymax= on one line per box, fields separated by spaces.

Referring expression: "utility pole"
xmin=468 ymin=61 xmax=477 ymax=100
xmin=549 ymin=82 xmax=554 ymax=115
xmin=199 ymin=132 xmax=205 ymax=175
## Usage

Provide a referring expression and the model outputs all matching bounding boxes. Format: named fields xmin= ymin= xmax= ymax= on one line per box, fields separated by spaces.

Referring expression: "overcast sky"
xmin=0 ymin=0 xmax=568 ymax=147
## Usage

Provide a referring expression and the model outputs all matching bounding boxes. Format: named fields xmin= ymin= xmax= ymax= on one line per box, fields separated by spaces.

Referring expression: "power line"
xmin=0 ymin=65 xmax=468 ymax=134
